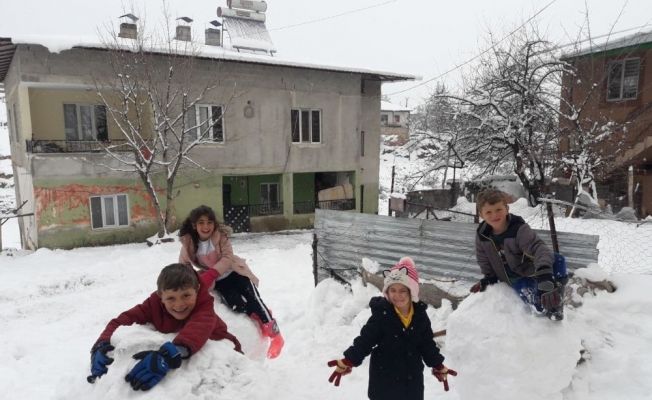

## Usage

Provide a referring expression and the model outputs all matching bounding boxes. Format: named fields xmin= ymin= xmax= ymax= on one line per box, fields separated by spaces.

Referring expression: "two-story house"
xmin=380 ymin=100 xmax=411 ymax=145
xmin=560 ymin=30 xmax=652 ymax=217
xmin=0 ymin=31 xmax=413 ymax=249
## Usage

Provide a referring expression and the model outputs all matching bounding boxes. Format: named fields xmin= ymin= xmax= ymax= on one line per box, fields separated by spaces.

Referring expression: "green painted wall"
xmin=32 ymin=169 xmax=365 ymax=248
xmin=293 ymin=172 xmax=315 ymax=202
xmin=249 ymin=174 xmax=282 ymax=205
xmin=223 ymin=176 xmax=249 ymax=206
xmin=173 ymin=171 xmax=223 ymax=225
xmin=224 ymin=174 xmax=282 ymax=205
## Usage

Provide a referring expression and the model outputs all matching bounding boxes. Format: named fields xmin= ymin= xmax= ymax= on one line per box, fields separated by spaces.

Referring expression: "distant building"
xmin=380 ymin=100 xmax=411 ymax=145
xmin=560 ymin=31 xmax=652 ymax=217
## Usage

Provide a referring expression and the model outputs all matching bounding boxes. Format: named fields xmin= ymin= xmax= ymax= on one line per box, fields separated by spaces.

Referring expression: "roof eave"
xmin=0 ymin=37 xmax=17 ymax=83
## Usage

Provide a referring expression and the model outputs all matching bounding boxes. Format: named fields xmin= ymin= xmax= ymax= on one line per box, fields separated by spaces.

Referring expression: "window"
xmin=260 ymin=183 xmax=280 ymax=213
xmin=394 ymin=115 xmax=401 ymax=124
xmin=380 ymin=114 xmax=388 ymax=126
xmin=291 ymin=108 xmax=321 ymax=143
xmin=195 ymin=104 xmax=224 ymax=142
xmin=63 ymin=104 xmax=108 ymax=141
xmin=607 ymin=58 xmax=640 ymax=101
xmin=360 ymin=130 xmax=365 ymax=157
xmin=90 ymin=194 xmax=129 ymax=229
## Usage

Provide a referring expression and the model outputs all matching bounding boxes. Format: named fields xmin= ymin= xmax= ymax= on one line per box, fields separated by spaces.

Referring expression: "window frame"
xmin=195 ymin=104 xmax=225 ymax=143
xmin=606 ymin=58 xmax=640 ymax=101
xmin=291 ymin=108 xmax=321 ymax=144
xmin=63 ymin=103 xmax=108 ymax=141
xmin=259 ymin=182 xmax=281 ymax=215
xmin=89 ymin=194 xmax=130 ymax=230
xmin=260 ymin=182 xmax=280 ymax=206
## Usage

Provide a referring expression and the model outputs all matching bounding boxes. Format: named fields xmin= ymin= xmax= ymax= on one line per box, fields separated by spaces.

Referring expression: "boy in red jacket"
xmin=87 ymin=263 xmax=241 ymax=391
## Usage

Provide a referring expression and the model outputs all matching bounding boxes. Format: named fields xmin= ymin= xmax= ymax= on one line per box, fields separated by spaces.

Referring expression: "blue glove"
xmin=87 ymin=341 xmax=115 ymax=383
xmin=125 ymin=342 xmax=182 ymax=391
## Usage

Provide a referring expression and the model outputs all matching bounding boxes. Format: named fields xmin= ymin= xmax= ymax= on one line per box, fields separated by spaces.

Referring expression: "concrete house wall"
xmin=2 ymin=42 xmax=403 ymax=248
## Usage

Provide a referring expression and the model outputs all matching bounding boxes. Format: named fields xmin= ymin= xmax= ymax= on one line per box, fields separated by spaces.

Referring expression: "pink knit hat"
xmin=382 ymin=257 xmax=420 ymax=302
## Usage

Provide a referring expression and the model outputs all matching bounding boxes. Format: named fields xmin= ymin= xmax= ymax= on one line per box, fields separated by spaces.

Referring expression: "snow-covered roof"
xmin=564 ymin=30 xmax=652 ymax=58
xmin=0 ymin=34 xmax=416 ymax=84
xmin=0 ymin=37 xmax=17 ymax=82
xmin=381 ymin=100 xmax=411 ymax=112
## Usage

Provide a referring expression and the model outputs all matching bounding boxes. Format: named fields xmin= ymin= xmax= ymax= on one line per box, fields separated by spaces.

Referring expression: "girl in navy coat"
xmin=327 ymin=257 xmax=457 ymax=400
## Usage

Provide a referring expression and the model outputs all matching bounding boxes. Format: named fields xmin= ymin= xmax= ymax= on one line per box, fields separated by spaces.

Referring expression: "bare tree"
xmin=434 ymin=26 xmax=572 ymax=205
xmin=405 ymin=83 xmax=470 ymax=189
xmin=558 ymin=83 xmax=621 ymax=214
xmin=94 ymin=11 xmax=236 ymax=237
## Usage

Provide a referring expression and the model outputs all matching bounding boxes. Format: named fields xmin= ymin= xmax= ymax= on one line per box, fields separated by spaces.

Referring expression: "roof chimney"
xmin=175 ymin=17 xmax=193 ymax=41
xmin=205 ymin=20 xmax=222 ymax=46
xmin=118 ymin=14 xmax=138 ymax=39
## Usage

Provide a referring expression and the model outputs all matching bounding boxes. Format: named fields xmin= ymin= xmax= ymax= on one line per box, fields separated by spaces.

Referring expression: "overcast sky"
xmin=1 ymin=0 xmax=650 ymax=106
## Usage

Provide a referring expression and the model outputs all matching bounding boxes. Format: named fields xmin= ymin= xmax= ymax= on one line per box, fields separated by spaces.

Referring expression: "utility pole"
xmin=388 ymin=164 xmax=396 ymax=216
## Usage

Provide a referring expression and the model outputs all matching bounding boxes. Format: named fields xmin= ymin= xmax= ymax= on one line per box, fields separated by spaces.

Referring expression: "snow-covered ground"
xmin=2 ymin=102 xmax=652 ymax=400
xmin=1 ymin=226 xmax=651 ymax=400
xmin=0 ymin=103 xmax=20 ymax=249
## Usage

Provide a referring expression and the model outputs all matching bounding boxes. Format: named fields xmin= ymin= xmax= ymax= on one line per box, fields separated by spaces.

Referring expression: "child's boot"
xmin=261 ymin=319 xmax=284 ymax=359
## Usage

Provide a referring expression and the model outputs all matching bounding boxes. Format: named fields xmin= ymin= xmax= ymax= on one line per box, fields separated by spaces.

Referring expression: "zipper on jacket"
xmin=479 ymin=231 xmax=513 ymax=285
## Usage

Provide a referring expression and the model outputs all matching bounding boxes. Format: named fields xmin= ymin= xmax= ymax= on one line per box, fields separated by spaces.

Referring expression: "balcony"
xmin=26 ymin=140 xmax=131 ymax=154
xmin=248 ymin=202 xmax=284 ymax=217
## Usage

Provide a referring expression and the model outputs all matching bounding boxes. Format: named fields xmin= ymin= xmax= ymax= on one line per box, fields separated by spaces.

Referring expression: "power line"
xmin=386 ymin=0 xmax=558 ymax=96
xmin=389 ymin=20 xmax=651 ymax=98
xmin=550 ymin=23 xmax=652 ymax=55
xmin=268 ymin=0 xmax=397 ymax=32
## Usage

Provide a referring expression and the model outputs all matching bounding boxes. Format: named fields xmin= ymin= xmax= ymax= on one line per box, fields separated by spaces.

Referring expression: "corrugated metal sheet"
xmin=314 ymin=209 xmax=599 ymax=283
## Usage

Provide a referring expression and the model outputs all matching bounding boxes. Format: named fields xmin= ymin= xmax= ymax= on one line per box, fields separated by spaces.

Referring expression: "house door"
xmin=223 ymin=184 xmax=251 ymax=233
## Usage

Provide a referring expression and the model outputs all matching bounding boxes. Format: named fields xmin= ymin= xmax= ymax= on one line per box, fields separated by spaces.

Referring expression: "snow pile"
xmin=1 ymin=230 xmax=652 ymax=399
xmin=447 ymin=285 xmax=581 ymax=400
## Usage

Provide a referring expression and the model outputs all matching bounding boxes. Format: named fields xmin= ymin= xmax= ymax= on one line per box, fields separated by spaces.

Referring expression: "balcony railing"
xmin=26 ymin=140 xmax=131 ymax=154
xmin=248 ymin=202 xmax=284 ymax=217
xmin=293 ymin=199 xmax=356 ymax=214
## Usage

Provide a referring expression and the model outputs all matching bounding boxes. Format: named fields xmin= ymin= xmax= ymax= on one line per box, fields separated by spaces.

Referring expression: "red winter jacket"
xmin=95 ymin=269 xmax=241 ymax=355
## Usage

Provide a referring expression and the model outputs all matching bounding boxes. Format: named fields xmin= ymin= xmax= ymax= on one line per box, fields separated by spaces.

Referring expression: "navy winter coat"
xmin=343 ymin=297 xmax=444 ymax=400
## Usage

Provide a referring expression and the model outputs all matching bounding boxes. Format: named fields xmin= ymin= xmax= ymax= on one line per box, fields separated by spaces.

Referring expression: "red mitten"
xmin=470 ymin=281 xmax=483 ymax=293
xmin=432 ymin=364 xmax=458 ymax=391
xmin=327 ymin=359 xmax=353 ymax=387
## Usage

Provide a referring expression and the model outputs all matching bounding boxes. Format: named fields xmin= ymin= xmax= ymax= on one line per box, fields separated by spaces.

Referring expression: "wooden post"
xmin=545 ymin=199 xmax=560 ymax=254
xmin=312 ymin=233 xmax=318 ymax=287
xmin=388 ymin=165 xmax=396 ymax=216
xmin=628 ymin=165 xmax=634 ymax=208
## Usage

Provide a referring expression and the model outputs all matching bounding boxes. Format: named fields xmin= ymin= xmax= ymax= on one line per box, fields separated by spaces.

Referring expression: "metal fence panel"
xmin=314 ymin=209 xmax=600 ymax=284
